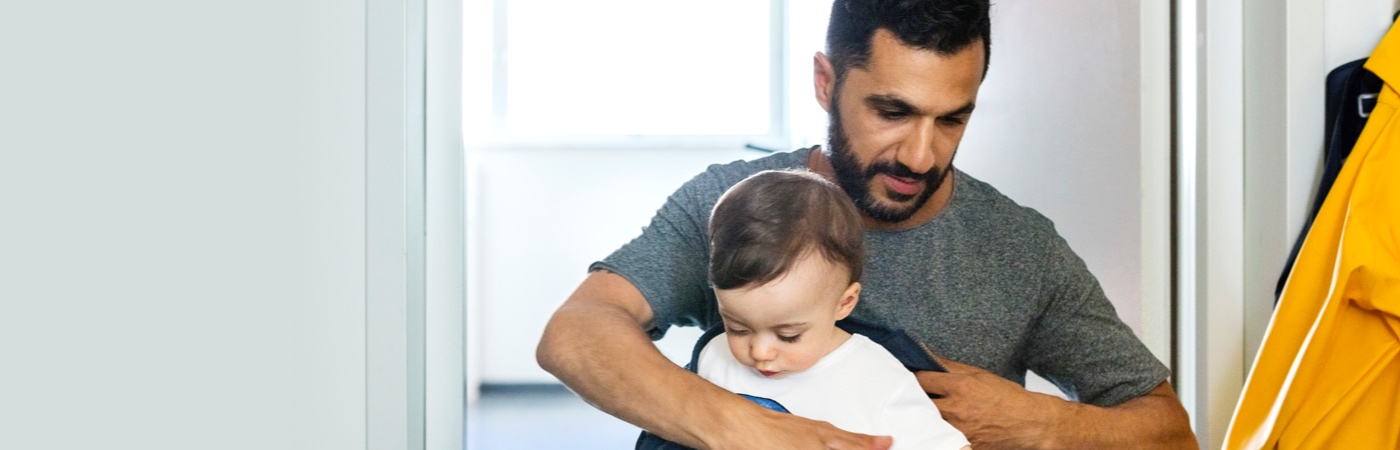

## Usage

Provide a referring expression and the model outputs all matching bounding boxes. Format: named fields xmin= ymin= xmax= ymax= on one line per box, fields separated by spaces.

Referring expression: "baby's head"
xmin=708 ymin=169 xmax=865 ymax=379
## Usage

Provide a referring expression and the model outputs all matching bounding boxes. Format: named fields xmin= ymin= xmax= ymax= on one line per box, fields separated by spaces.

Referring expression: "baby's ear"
xmin=835 ymin=282 xmax=861 ymax=320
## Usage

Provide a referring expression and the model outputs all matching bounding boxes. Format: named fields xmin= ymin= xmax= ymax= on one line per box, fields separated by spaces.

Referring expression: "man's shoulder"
xmin=689 ymin=147 xmax=813 ymax=190
xmin=668 ymin=147 xmax=814 ymax=214
xmin=947 ymin=169 xmax=1059 ymax=237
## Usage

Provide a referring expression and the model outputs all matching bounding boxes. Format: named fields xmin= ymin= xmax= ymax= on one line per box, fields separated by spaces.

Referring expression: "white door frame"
xmin=366 ymin=0 xmax=468 ymax=448
xmin=1175 ymin=0 xmax=1329 ymax=447
xmin=1176 ymin=0 xmax=1247 ymax=447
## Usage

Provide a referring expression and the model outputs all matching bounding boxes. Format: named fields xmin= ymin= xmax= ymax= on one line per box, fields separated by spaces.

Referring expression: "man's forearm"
xmin=536 ymin=294 xmax=741 ymax=448
xmin=1039 ymin=383 xmax=1197 ymax=449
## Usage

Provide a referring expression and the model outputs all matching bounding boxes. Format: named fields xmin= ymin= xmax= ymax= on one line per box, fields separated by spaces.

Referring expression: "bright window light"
xmin=504 ymin=0 xmax=772 ymax=136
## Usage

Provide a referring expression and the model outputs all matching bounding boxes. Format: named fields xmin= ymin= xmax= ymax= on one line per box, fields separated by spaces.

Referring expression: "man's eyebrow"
xmin=865 ymin=94 xmax=921 ymax=115
xmin=942 ymin=101 xmax=977 ymax=118
xmin=865 ymin=94 xmax=976 ymax=118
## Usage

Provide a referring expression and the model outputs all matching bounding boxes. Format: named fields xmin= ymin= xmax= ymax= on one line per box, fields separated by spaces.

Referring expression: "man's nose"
xmin=896 ymin=118 xmax=938 ymax=174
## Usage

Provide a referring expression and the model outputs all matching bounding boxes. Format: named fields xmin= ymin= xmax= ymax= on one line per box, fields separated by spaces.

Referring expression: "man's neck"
xmin=806 ymin=146 xmax=956 ymax=231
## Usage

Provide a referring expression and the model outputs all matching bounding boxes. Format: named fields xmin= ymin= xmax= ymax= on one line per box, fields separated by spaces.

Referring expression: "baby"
xmin=696 ymin=169 xmax=969 ymax=449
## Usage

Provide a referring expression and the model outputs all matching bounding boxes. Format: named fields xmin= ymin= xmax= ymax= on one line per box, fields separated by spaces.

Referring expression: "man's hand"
xmin=715 ymin=407 xmax=893 ymax=450
xmin=915 ymin=351 xmax=1197 ymax=449
xmin=916 ymin=355 xmax=1058 ymax=449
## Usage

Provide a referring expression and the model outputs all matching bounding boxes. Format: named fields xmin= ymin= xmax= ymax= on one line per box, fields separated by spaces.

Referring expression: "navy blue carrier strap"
xmin=834 ymin=318 xmax=948 ymax=375
xmin=635 ymin=318 xmax=946 ymax=450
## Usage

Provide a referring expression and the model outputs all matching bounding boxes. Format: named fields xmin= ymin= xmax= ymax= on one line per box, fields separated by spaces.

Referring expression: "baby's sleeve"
xmin=880 ymin=376 xmax=969 ymax=450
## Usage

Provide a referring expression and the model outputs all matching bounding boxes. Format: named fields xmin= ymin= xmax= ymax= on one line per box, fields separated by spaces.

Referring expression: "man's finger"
xmin=914 ymin=370 xmax=955 ymax=396
xmin=930 ymin=397 xmax=956 ymax=416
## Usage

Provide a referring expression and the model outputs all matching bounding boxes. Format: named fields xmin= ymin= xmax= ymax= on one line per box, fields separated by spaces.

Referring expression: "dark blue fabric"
xmin=739 ymin=394 xmax=790 ymax=413
xmin=634 ymin=319 xmax=944 ymax=449
xmin=1275 ymin=58 xmax=1384 ymax=302
xmin=635 ymin=430 xmax=693 ymax=450
xmin=834 ymin=318 xmax=948 ymax=376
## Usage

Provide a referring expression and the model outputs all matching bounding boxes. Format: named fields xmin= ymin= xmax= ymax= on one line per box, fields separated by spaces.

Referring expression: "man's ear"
xmin=835 ymin=281 xmax=860 ymax=320
xmin=814 ymin=52 xmax=837 ymax=113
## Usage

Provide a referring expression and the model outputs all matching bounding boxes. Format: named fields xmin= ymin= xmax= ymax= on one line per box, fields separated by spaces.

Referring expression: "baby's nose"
xmin=751 ymin=342 xmax=777 ymax=362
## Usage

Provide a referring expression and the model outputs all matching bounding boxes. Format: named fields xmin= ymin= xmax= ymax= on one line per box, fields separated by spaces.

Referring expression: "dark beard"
xmin=826 ymin=102 xmax=946 ymax=223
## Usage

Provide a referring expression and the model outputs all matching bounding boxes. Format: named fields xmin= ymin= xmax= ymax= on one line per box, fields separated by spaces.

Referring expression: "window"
xmin=467 ymin=0 xmax=831 ymax=149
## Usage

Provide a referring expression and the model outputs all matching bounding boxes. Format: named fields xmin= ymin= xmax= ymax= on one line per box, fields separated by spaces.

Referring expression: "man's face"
xmin=715 ymin=252 xmax=858 ymax=379
xmin=823 ymin=29 xmax=985 ymax=223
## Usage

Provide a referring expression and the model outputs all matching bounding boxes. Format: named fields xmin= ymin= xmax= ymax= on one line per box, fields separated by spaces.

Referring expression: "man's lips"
xmin=880 ymin=173 xmax=924 ymax=196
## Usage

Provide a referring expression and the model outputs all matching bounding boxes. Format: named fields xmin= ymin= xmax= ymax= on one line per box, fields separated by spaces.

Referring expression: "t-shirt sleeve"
xmin=880 ymin=373 xmax=969 ymax=450
xmin=589 ymin=171 xmax=722 ymax=340
xmin=1023 ymin=232 xmax=1172 ymax=406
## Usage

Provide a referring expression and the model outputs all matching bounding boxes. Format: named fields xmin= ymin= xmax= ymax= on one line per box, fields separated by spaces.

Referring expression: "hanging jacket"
xmin=1274 ymin=59 xmax=1383 ymax=301
xmin=1224 ymin=20 xmax=1400 ymax=449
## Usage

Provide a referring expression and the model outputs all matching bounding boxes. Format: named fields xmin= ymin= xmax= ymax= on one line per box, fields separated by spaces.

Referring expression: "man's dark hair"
xmin=826 ymin=0 xmax=991 ymax=84
xmin=708 ymin=169 xmax=865 ymax=290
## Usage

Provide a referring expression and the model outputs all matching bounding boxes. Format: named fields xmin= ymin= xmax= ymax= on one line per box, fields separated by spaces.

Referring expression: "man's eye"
xmin=878 ymin=110 xmax=907 ymax=121
xmin=939 ymin=116 xmax=968 ymax=125
xmin=778 ymin=334 xmax=802 ymax=343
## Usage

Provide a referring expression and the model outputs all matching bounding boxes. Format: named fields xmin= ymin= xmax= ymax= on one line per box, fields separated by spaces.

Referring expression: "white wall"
xmin=1326 ymin=0 xmax=1399 ymax=70
xmin=471 ymin=0 xmax=1172 ymax=391
xmin=0 ymin=1 xmax=373 ymax=449
xmin=959 ymin=0 xmax=1147 ymax=336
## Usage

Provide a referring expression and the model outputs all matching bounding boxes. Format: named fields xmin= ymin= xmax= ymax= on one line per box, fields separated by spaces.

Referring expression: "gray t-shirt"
xmin=592 ymin=147 xmax=1170 ymax=407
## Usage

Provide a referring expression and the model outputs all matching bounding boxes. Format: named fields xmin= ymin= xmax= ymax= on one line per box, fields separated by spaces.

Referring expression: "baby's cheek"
xmin=726 ymin=340 xmax=753 ymax=367
xmin=789 ymin=349 xmax=825 ymax=371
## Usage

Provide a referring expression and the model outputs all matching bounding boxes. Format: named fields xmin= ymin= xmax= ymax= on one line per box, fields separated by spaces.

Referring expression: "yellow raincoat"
xmin=1224 ymin=23 xmax=1400 ymax=449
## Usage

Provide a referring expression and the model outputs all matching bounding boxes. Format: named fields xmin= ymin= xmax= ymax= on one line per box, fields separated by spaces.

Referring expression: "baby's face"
xmin=715 ymin=253 xmax=856 ymax=379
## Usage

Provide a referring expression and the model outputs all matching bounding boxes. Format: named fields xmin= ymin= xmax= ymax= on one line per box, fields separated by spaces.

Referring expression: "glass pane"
xmin=463 ymin=0 xmax=493 ymax=146
xmin=505 ymin=0 xmax=771 ymax=136
xmin=787 ymin=0 xmax=830 ymax=147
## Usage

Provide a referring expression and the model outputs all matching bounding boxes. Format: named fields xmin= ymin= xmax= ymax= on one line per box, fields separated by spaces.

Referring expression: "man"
xmin=537 ymin=1 xmax=1197 ymax=448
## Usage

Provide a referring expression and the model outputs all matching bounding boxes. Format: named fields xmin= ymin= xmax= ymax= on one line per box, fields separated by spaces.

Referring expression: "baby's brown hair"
xmin=708 ymin=169 xmax=865 ymax=290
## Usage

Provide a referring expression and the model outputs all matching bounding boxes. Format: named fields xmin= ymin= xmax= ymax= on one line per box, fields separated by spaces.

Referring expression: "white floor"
xmin=466 ymin=386 xmax=642 ymax=449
